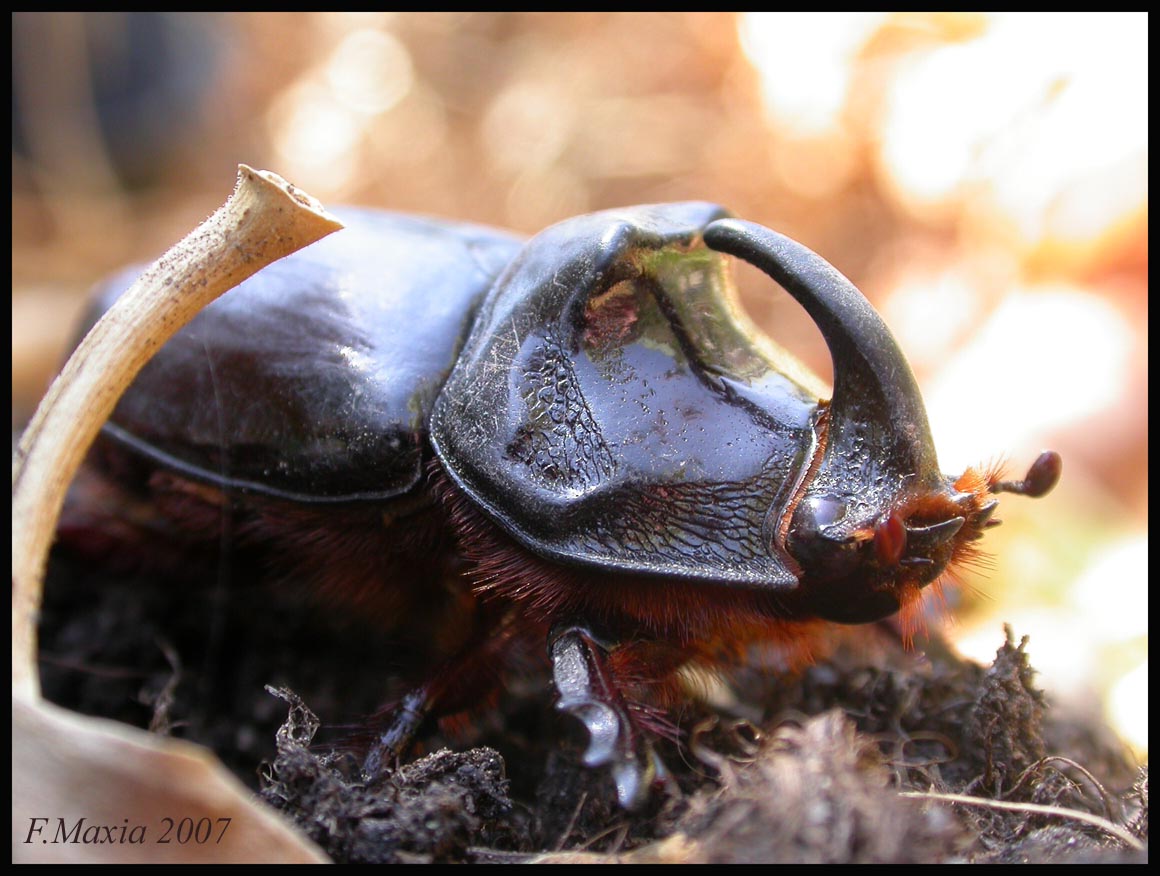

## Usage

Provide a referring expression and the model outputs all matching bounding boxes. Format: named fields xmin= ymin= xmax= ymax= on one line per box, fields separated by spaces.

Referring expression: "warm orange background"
xmin=13 ymin=13 xmax=1147 ymax=757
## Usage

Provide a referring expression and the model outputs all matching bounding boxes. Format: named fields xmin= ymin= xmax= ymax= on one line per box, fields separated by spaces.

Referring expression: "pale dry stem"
xmin=11 ymin=165 xmax=342 ymax=698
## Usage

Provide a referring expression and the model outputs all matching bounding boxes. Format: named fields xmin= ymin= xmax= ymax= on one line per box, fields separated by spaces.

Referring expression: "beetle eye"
xmin=874 ymin=513 xmax=907 ymax=567
xmin=785 ymin=495 xmax=862 ymax=583
xmin=805 ymin=496 xmax=847 ymax=529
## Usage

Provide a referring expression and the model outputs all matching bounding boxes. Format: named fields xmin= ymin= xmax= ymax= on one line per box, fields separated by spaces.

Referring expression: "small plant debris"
xmin=38 ymin=559 xmax=1147 ymax=863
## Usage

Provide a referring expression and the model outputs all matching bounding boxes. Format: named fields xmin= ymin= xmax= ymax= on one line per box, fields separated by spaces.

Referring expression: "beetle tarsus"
xmin=362 ymin=687 xmax=430 ymax=781
xmin=549 ymin=625 xmax=662 ymax=810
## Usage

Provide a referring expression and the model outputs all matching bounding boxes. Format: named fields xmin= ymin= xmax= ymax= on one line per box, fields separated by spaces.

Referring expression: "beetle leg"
xmin=361 ymin=687 xmax=432 ymax=780
xmin=361 ymin=605 xmax=521 ymax=782
xmin=548 ymin=625 xmax=667 ymax=810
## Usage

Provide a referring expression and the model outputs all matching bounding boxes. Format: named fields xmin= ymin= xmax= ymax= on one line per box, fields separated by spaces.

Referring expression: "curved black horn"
xmin=703 ymin=219 xmax=940 ymax=485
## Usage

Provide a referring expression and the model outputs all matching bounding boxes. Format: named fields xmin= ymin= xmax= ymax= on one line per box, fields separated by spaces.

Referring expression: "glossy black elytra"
xmin=58 ymin=203 xmax=1060 ymax=808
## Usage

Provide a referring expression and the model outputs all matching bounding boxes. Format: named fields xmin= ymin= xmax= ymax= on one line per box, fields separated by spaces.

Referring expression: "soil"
xmin=39 ymin=554 xmax=1147 ymax=863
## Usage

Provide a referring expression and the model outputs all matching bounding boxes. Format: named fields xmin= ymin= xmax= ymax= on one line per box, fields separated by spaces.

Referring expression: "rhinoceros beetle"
xmin=58 ymin=203 xmax=1060 ymax=808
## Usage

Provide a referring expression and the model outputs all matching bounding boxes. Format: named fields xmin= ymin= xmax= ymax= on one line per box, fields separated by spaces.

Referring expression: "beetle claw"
xmin=899 ymin=556 xmax=934 ymax=568
xmin=974 ymin=500 xmax=1000 ymax=526
xmin=903 ymin=516 xmax=964 ymax=555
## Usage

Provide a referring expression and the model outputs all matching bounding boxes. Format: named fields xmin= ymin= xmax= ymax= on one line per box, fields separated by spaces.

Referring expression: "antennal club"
xmin=991 ymin=451 xmax=1062 ymax=498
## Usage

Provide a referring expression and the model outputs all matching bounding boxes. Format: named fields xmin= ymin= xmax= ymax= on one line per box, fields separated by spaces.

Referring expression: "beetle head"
xmin=784 ymin=450 xmax=1060 ymax=624
xmin=704 ymin=220 xmax=1060 ymax=624
xmin=783 ymin=465 xmax=985 ymax=624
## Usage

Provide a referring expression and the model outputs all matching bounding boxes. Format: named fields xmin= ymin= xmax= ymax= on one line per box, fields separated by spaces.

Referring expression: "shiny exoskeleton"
xmin=59 ymin=203 xmax=1060 ymax=807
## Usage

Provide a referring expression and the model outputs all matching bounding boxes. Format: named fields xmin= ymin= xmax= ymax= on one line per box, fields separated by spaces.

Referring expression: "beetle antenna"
xmin=989 ymin=451 xmax=1062 ymax=498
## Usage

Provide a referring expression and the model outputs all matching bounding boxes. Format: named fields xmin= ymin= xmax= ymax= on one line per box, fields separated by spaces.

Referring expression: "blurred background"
xmin=12 ymin=12 xmax=1147 ymax=758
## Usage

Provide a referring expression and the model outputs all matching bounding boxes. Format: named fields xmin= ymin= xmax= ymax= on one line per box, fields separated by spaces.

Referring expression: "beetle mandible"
xmin=58 ymin=203 xmax=1060 ymax=808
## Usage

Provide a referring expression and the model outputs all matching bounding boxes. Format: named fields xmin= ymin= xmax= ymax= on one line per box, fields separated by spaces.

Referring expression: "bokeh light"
xmin=13 ymin=12 xmax=1146 ymax=758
